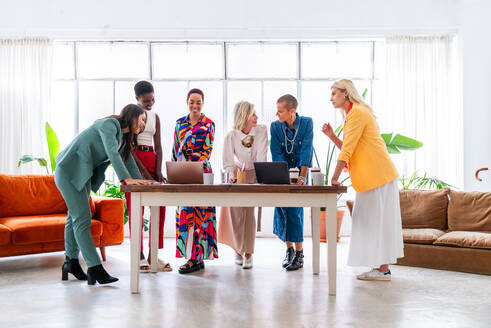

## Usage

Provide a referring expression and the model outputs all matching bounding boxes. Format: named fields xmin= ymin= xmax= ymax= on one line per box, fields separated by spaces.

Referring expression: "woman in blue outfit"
xmin=270 ymin=94 xmax=314 ymax=271
xmin=55 ymin=104 xmax=153 ymax=285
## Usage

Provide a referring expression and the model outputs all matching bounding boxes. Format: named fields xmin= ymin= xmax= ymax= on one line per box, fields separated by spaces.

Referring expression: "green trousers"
xmin=54 ymin=168 xmax=101 ymax=268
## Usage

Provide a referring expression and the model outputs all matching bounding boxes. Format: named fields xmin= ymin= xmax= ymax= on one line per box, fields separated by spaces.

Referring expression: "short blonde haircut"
xmin=233 ymin=101 xmax=255 ymax=130
xmin=332 ymin=79 xmax=374 ymax=118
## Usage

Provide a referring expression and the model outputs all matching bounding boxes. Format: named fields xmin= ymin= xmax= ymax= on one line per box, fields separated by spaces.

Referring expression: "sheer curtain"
xmin=0 ymin=38 xmax=52 ymax=174
xmin=379 ymin=36 xmax=463 ymax=188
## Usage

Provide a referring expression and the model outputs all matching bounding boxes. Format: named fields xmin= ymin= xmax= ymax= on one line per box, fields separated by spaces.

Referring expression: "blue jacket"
xmin=270 ymin=114 xmax=314 ymax=169
xmin=56 ymin=118 xmax=142 ymax=192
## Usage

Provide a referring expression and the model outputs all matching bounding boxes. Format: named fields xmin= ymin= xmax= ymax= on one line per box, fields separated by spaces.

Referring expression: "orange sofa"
xmin=0 ymin=174 xmax=125 ymax=261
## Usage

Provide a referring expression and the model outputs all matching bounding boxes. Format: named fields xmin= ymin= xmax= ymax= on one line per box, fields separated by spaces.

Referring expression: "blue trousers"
xmin=273 ymin=207 xmax=304 ymax=243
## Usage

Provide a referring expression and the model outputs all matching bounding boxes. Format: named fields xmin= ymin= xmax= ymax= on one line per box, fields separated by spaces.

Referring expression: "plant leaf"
xmin=17 ymin=155 xmax=49 ymax=174
xmin=313 ymin=147 xmax=321 ymax=169
xmin=45 ymin=122 xmax=60 ymax=173
xmin=18 ymin=155 xmax=48 ymax=167
xmin=361 ymin=88 xmax=368 ymax=99
xmin=390 ymin=134 xmax=423 ymax=151
xmin=386 ymin=145 xmax=400 ymax=154
xmin=381 ymin=133 xmax=393 ymax=146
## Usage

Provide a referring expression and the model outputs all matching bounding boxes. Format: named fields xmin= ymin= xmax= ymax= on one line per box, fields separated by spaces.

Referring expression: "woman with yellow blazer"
xmin=55 ymin=104 xmax=153 ymax=285
xmin=323 ymin=79 xmax=404 ymax=281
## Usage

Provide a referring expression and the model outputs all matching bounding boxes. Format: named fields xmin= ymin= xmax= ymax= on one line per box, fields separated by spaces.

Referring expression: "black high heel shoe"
xmin=87 ymin=265 xmax=119 ymax=285
xmin=62 ymin=256 xmax=87 ymax=281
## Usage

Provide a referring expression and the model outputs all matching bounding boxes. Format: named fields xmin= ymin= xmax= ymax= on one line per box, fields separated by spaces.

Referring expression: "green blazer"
xmin=56 ymin=118 xmax=142 ymax=192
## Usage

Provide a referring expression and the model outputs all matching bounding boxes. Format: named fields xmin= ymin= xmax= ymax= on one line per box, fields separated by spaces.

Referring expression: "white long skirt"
xmin=347 ymin=179 xmax=404 ymax=267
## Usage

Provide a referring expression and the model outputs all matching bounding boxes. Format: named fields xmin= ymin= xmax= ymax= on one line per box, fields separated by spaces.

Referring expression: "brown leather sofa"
xmin=347 ymin=188 xmax=491 ymax=275
xmin=0 ymin=174 xmax=125 ymax=261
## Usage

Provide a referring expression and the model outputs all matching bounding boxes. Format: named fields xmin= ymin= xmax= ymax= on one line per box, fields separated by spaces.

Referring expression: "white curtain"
xmin=380 ymin=36 xmax=463 ymax=188
xmin=0 ymin=38 xmax=52 ymax=174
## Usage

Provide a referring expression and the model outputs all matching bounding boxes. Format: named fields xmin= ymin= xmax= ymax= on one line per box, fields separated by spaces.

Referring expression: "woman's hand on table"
xmin=296 ymin=176 xmax=306 ymax=185
xmin=124 ymin=178 xmax=155 ymax=185
xmin=155 ymin=171 xmax=166 ymax=183
xmin=330 ymin=178 xmax=343 ymax=187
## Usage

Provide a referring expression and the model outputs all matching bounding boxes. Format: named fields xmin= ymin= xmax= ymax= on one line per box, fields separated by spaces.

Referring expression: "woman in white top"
xmin=125 ymin=81 xmax=171 ymax=273
xmin=218 ymin=101 xmax=268 ymax=269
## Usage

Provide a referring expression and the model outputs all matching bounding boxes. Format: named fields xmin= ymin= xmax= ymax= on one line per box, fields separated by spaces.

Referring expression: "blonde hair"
xmin=332 ymin=79 xmax=374 ymax=118
xmin=233 ymin=101 xmax=255 ymax=130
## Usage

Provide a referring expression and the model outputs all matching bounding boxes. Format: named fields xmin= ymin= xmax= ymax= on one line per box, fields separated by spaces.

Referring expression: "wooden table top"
xmin=121 ymin=183 xmax=347 ymax=194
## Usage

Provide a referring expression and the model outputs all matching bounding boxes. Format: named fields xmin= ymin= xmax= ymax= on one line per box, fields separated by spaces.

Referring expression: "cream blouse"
xmin=222 ymin=124 xmax=268 ymax=178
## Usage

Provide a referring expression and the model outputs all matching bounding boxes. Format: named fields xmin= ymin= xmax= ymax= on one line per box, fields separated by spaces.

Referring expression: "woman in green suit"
xmin=55 ymin=104 xmax=153 ymax=285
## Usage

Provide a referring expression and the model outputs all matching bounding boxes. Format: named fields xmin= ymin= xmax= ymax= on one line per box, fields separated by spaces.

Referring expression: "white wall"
xmin=459 ymin=0 xmax=491 ymax=192
xmin=0 ymin=0 xmax=458 ymax=39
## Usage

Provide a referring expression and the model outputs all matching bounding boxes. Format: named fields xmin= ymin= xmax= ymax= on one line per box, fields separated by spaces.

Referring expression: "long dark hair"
xmin=107 ymin=104 xmax=145 ymax=162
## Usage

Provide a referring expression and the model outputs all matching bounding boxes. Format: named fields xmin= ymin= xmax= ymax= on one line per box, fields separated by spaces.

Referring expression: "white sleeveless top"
xmin=137 ymin=110 xmax=156 ymax=146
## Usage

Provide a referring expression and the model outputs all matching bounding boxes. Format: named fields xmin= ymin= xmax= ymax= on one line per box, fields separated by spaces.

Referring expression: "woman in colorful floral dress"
xmin=172 ymin=88 xmax=218 ymax=274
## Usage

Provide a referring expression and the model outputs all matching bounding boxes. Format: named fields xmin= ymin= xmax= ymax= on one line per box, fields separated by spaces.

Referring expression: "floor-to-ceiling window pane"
xmin=77 ymin=42 xmax=149 ymax=79
xmin=152 ymin=43 xmax=224 ymax=79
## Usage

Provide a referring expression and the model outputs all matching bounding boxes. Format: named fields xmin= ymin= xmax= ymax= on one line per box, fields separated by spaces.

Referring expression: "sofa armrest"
xmin=92 ymin=196 xmax=124 ymax=246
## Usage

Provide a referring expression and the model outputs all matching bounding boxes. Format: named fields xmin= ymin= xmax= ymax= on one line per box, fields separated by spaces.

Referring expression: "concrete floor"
xmin=0 ymin=237 xmax=490 ymax=328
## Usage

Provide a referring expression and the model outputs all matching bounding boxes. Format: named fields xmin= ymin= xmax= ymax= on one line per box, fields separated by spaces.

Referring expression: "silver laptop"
xmin=165 ymin=161 xmax=204 ymax=184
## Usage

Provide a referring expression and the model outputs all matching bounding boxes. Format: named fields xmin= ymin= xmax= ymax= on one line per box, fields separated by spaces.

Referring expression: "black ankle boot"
xmin=282 ymin=247 xmax=295 ymax=268
xmin=87 ymin=265 xmax=119 ymax=285
xmin=62 ymin=256 xmax=87 ymax=281
xmin=286 ymin=250 xmax=304 ymax=271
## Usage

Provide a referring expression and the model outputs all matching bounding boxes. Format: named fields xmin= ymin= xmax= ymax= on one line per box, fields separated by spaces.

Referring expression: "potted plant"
xmin=18 ymin=122 xmax=60 ymax=174
xmin=312 ymin=120 xmax=424 ymax=242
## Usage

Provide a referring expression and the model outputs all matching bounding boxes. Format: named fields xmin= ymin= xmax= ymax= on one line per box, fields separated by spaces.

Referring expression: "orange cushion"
xmin=434 ymin=231 xmax=491 ymax=250
xmin=403 ymin=228 xmax=446 ymax=245
xmin=0 ymin=174 xmax=67 ymax=217
xmin=0 ymin=215 xmax=102 ymax=246
xmin=0 ymin=224 xmax=11 ymax=245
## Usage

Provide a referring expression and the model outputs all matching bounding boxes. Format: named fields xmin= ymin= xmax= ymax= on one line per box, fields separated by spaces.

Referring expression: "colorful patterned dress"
xmin=172 ymin=114 xmax=218 ymax=260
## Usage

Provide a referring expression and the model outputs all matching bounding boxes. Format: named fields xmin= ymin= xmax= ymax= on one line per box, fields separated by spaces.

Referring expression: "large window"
xmin=51 ymin=41 xmax=383 ymax=184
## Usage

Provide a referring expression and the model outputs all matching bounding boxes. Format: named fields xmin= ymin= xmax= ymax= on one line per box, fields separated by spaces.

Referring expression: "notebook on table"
xmin=253 ymin=162 xmax=290 ymax=184
xmin=165 ymin=161 xmax=204 ymax=184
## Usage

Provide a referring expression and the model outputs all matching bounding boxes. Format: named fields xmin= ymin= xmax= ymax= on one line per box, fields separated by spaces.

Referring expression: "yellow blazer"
xmin=338 ymin=104 xmax=398 ymax=192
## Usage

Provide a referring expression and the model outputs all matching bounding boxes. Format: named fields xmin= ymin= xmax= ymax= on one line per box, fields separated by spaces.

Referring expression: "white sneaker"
xmin=357 ymin=269 xmax=391 ymax=281
xmin=243 ymin=255 xmax=253 ymax=269
xmin=234 ymin=253 xmax=243 ymax=266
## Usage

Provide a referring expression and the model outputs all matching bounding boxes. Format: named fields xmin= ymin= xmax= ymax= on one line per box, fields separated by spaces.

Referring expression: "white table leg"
xmin=130 ymin=192 xmax=142 ymax=293
xmin=311 ymin=207 xmax=320 ymax=275
xmin=326 ymin=194 xmax=337 ymax=296
xmin=150 ymin=206 xmax=160 ymax=273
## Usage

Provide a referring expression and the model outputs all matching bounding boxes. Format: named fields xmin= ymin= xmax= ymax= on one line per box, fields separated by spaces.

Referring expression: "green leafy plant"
xmin=98 ymin=180 xmax=149 ymax=231
xmin=17 ymin=122 xmax=60 ymax=173
xmin=382 ymin=133 xmax=424 ymax=154
xmin=18 ymin=155 xmax=49 ymax=174
xmin=400 ymin=171 xmax=454 ymax=190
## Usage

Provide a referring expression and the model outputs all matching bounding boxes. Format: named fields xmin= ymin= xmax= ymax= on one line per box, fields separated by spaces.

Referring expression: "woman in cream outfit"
xmin=323 ymin=79 xmax=404 ymax=281
xmin=218 ymin=101 xmax=268 ymax=269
